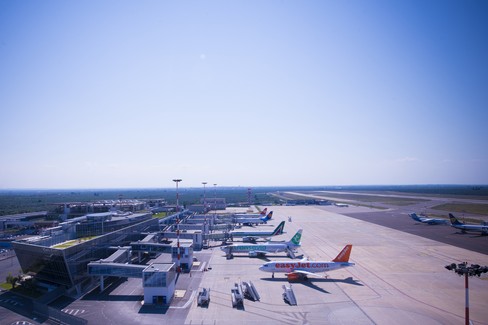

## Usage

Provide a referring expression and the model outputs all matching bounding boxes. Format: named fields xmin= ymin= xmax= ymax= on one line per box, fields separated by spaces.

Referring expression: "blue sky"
xmin=1 ymin=1 xmax=487 ymax=189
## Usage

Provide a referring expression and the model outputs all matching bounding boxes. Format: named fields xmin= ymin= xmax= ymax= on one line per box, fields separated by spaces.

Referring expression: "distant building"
xmin=188 ymin=204 xmax=206 ymax=213
xmin=53 ymin=199 xmax=148 ymax=219
xmin=0 ymin=211 xmax=50 ymax=230
xmin=203 ymin=198 xmax=226 ymax=210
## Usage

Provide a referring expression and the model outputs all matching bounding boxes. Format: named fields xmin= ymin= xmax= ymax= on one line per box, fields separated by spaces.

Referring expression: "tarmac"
xmin=1 ymin=203 xmax=488 ymax=324
xmin=185 ymin=205 xmax=488 ymax=325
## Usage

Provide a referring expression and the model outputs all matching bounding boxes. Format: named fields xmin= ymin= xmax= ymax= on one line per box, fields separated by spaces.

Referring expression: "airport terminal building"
xmin=12 ymin=212 xmax=159 ymax=293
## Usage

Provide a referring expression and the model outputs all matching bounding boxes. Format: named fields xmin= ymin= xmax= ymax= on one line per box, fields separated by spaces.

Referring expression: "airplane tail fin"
xmin=449 ymin=213 xmax=463 ymax=225
xmin=288 ymin=229 xmax=302 ymax=246
xmin=410 ymin=213 xmax=421 ymax=221
xmin=333 ymin=245 xmax=352 ymax=263
xmin=272 ymin=221 xmax=285 ymax=236
xmin=260 ymin=208 xmax=268 ymax=216
xmin=261 ymin=211 xmax=273 ymax=222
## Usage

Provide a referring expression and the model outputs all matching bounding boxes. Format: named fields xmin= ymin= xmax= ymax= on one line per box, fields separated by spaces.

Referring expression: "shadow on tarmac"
xmin=260 ymin=276 xmax=363 ymax=294
xmin=81 ymin=278 xmax=142 ymax=302
xmin=0 ymin=291 xmax=47 ymax=323
xmin=138 ymin=304 xmax=169 ymax=314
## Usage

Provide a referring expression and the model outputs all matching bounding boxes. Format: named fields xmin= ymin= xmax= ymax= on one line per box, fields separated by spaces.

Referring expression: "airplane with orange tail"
xmin=258 ymin=244 xmax=354 ymax=281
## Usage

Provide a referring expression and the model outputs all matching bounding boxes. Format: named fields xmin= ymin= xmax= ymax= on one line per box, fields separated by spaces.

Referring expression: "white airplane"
xmin=234 ymin=208 xmax=268 ymax=219
xmin=259 ymin=244 xmax=354 ymax=281
xmin=221 ymin=229 xmax=302 ymax=258
xmin=449 ymin=214 xmax=488 ymax=235
xmin=409 ymin=213 xmax=448 ymax=225
xmin=234 ymin=211 xmax=273 ymax=226
xmin=229 ymin=221 xmax=285 ymax=242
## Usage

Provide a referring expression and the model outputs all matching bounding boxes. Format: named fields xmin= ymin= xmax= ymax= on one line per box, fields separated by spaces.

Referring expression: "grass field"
xmin=307 ymin=191 xmax=430 ymax=206
xmin=0 ymin=282 xmax=11 ymax=290
xmin=432 ymin=203 xmax=488 ymax=216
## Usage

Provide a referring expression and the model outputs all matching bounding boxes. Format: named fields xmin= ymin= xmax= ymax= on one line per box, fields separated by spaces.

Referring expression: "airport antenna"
xmin=445 ymin=262 xmax=488 ymax=325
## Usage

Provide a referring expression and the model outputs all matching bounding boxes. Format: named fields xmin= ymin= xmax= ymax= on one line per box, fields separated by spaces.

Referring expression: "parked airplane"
xmin=409 ymin=213 xmax=448 ymax=225
xmin=229 ymin=221 xmax=285 ymax=242
xmin=449 ymin=214 xmax=488 ymax=235
xmin=259 ymin=244 xmax=354 ymax=281
xmin=235 ymin=211 xmax=273 ymax=226
xmin=221 ymin=229 xmax=302 ymax=258
xmin=234 ymin=208 xmax=268 ymax=218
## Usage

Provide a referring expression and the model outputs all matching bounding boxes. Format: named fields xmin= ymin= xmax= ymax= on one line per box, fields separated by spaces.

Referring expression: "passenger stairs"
xmin=242 ymin=281 xmax=260 ymax=301
xmin=231 ymin=282 xmax=244 ymax=308
xmin=282 ymin=285 xmax=297 ymax=305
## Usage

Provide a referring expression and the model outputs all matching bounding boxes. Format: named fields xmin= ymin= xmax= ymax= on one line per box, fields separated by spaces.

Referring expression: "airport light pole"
xmin=445 ymin=262 xmax=488 ymax=325
xmin=213 ymin=183 xmax=217 ymax=214
xmin=173 ymin=179 xmax=182 ymax=274
xmin=202 ymin=182 xmax=207 ymax=212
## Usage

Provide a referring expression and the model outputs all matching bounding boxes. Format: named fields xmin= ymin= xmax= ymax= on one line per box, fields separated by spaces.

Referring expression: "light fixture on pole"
xmin=173 ymin=179 xmax=182 ymax=274
xmin=202 ymin=182 xmax=207 ymax=212
xmin=213 ymin=183 xmax=217 ymax=213
xmin=445 ymin=262 xmax=488 ymax=325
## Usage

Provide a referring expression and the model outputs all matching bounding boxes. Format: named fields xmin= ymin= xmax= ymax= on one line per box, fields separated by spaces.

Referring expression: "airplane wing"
xmin=251 ymin=250 xmax=269 ymax=255
xmin=287 ymin=248 xmax=296 ymax=259
xmin=290 ymin=269 xmax=322 ymax=278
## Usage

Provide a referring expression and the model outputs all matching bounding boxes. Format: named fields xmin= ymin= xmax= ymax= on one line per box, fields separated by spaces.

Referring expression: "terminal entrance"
xmin=152 ymin=295 xmax=167 ymax=304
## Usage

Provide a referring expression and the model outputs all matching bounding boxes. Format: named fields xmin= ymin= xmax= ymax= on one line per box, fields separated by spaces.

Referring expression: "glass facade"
xmin=143 ymin=264 xmax=175 ymax=288
xmin=13 ymin=217 xmax=158 ymax=288
xmin=143 ymin=272 xmax=166 ymax=287
xmin=12 ymin=243 xmax=72 ymax=286
xmin=88 ymin=263 xmax=145 ymax=278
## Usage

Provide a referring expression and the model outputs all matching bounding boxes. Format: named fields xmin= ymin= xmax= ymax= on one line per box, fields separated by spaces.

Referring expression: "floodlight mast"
xmin=213 ymin=184 xmax=217 ymax=216
xmin=173 ymin=179 xmax=182 ymax=273
xmin=445 ymin=262 xmax=488 ymax=325
xmin=202 ymin=182 xmax=207 ymax=212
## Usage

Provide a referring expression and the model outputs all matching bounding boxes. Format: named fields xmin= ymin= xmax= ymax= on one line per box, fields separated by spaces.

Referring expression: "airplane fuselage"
xmin=449 ymin=214 xmax=488 ymax=235
xmin=231 ymin=230 xmax=275 ymax=238
xmin=259 ymin=261 xmax=353 ymax=274
xmin=234 ymin=217 xmax=267 ymax=225
xmin=230 ymin=221 xmax=285 ymax=240
xmin=452 ymin=224 xmax=488 ymax=234
xmin=225 ymin=243 xmax=286 ymax=253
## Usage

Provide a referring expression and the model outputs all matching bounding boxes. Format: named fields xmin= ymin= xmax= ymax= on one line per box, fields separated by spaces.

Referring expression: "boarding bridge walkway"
xmin=87 ymin=262 xmax=146 ymax=278
xmin=130 ymin=242 xmax=173 ymax=254
xmin=204 ymin=232 xmax=231 ymax=242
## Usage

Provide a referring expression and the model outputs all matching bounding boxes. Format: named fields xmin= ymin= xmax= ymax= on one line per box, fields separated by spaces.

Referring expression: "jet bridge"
xmin=87 ymin=262 xmax=146 ymax=291
xmin=87 ymin=262 xmax=146 ymax=278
